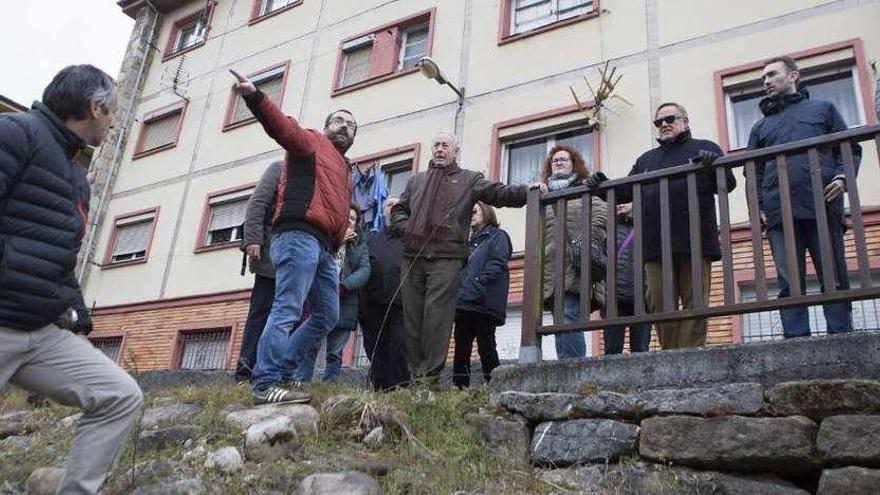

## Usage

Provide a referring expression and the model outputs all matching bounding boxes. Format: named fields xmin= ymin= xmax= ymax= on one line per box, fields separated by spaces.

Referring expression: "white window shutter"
xmin=113 ymin=221 xmax=152 ymax=257
xmin=209 ymin=200 xmax=248 ymax=233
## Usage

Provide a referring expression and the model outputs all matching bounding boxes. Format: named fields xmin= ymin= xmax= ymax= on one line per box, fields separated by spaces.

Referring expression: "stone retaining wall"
xmin=472 ymin=379 xmax=880 ymax=494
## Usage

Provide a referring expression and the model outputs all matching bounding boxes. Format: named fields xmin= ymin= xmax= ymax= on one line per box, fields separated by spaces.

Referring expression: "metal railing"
xmin=519 ymin=124 xmax=880 ymax=362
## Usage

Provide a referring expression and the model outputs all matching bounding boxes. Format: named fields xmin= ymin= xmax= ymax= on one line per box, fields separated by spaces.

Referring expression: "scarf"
xmin=402 ymin=160 xmax=457 ymax=250
xmin=547 ymin=173 xmax=579 ymax=192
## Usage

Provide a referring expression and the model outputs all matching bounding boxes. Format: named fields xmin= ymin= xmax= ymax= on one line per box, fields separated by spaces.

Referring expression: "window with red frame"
xmin=509 ymin=0 xmax=595 ymax=36
xmin=227 ymin=65 xmax=286 ymax=127
xmin=109 ymin=212 xmax=155 ymax=264
xmin=204 ymin=188 xmax=253 ymax=247
xmin=336 ymin=12 xmax=432 ymax=91
xmin=502 ymin=126 xmax=594 ymax=185
xmin=167 ymin=11 xmax=209 ymax=57
xmin=137 ymin=107 xmax=183 ymax=156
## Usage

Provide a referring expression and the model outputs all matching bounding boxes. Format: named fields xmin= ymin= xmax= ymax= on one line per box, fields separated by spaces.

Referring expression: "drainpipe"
xmin=77 ymin=1 xmax=159 ymax=283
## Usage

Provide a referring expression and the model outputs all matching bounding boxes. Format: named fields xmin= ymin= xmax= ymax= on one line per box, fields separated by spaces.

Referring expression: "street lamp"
xmin=416 ymin=56 xmax=465 ymax=106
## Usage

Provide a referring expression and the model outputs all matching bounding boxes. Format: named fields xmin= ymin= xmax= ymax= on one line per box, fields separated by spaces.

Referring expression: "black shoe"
xmin=253 ymin=386 xmax=311 ymax=405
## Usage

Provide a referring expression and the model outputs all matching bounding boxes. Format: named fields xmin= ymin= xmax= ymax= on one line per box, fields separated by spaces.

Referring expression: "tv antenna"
xmin=161 ymin=54 xmax=191 ymax=101
xmin=570 ymin=61 xmax=632 ymax=129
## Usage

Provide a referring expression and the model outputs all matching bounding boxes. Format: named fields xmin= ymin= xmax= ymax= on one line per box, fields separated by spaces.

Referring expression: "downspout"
xmin=77 ymin=0 xmax=159 ymax=283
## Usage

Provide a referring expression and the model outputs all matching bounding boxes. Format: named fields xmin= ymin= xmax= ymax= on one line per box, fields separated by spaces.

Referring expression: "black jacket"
xmin=747 ymin=90 xmax=861 ymax=230
xmin=338 ymin=237 xmax=370 ymax=328
xmin=618 ymin=130 xmax=736 ymax=262
xmin=456 ymin=225 xmax=512 ymax=326
xmin=363 ymin=228 xmax=404 ymax=306
xmin=0 ymin=103 xmax=92 ymax=332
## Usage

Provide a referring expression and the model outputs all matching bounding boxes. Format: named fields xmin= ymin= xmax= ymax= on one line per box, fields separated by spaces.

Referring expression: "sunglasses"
xmin=653 ymin=115 xmax=680 ymax=128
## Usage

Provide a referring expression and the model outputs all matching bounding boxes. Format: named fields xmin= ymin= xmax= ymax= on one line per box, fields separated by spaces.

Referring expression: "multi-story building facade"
xmin=83 ymin=0 xmax=880 ymax=371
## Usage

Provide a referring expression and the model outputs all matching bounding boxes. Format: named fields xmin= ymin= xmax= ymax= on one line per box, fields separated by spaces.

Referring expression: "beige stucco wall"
xmin=85 ymin=0 xmax=880 ymax=307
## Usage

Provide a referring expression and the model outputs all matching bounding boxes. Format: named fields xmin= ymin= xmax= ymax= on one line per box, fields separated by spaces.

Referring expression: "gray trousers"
xmin=0 ymin=324 xmax=143 ymax=494
xmin=401 ymin=257 xmax=463 ymax=379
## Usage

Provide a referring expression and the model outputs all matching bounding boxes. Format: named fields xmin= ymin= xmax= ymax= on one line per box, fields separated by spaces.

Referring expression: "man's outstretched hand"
xmin=230 ymin=69 xmax=256 ymax=97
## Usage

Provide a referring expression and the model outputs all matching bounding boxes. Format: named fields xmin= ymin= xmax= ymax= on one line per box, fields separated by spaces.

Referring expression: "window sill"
xmin=221 ymin=117 xmax=258 ymax=132
xmin=248 ymin=0 xmax=303 ymax=26
xmin=498 ymin=11 xmax=600 ymax=46
xmin=132 ymin=142 xmax=177 ymax=160
xmin=162 ymin=41 xmax=207 ymax=63
xmin=101 ymin=258 xmax=148 ymax=270
xmin=332 ymin=67 xmax=420 ymax=97
xmin=194 ymin=242 xmax=241 ymax=254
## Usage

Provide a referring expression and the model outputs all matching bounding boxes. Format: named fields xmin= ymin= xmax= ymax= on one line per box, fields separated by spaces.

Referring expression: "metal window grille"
xmin=503 ymin=126 xmax=593 ymax=185
xmin=111 ymin=219 xmax=153 ymax=262
xmin=341 ymin=44 xmax=372 ymax=87
xmin=141 ymin=111 xmax=180 ymax=152
xmin=399 ymin=24 xmax=429 ymax=70
xmin=512 ymin=0 xmax=592 ymax=35
xmin=178 ymin=328 xmax=231 ymax=370
xmin=352 ymin=328 xmax=371 ymax=368
xmin=206 ymin=199 xmax=248 ymax=245
xmin=175 ymin=16 xmax=207 ymax=52
xmin=231 ymin=67 xmax=285 ymax=124
xmin=90 ymin=336 xmax=123 ymax=363
xmin=740 ymin=274 xmax=880 ymax=343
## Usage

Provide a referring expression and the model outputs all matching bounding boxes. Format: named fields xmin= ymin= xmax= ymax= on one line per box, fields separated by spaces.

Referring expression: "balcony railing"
xmin=519 ymin=124 xmax=880 ymax=363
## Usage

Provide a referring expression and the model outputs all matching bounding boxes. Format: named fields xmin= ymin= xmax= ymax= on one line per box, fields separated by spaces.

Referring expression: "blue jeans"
xmin=297 ymin=326 xmax=353 ymax=383
xmin=555 ymin=294 xmax=587 ymax=359
xmin=766 ymin=218 xmax=852 ymax=338
xmin=252 ymin=230 xmax=340 ymax=391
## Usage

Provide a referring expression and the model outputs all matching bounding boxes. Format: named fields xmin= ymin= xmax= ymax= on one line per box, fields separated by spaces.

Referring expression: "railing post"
xmin=519 ymin=187 xmax=544 ymax=364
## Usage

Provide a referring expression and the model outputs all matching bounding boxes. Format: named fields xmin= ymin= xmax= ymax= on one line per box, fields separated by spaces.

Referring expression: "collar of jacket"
xmin=428 ymin=159 xmax=461 ymax=174
xmin=656 ymin=128 xmax=692 ymax=148
xmin=759 ymin=89 xmax=809 ymax=116
xmin=470 ymin=224 xmax=496 ymax=243
xmin=31 ymin=101 xmax=85 ymax=159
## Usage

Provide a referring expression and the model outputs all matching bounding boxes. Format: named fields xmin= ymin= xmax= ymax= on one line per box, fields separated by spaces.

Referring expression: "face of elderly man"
xmin=431 ymin=132 xmax=458 ymax=168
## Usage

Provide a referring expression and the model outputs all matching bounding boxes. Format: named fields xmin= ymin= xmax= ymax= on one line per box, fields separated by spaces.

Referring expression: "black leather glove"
xmin=694 ymin=149 xmax=720 ymax=166
xmin=584 ymin=171 xmax=609 ymax=190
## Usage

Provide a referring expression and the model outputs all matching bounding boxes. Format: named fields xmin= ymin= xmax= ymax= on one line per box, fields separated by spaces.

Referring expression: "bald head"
xmin=431 ymin=131 xmax=459 ymax=168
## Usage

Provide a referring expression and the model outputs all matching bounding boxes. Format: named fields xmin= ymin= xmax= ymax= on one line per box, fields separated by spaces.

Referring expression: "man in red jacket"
xmin=231 ymin=70 xmax=354 ymax=404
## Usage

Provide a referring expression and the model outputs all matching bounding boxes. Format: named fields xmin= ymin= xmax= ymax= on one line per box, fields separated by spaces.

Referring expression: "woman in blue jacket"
xmin=453 ymin=203 xmax=512 ymax=388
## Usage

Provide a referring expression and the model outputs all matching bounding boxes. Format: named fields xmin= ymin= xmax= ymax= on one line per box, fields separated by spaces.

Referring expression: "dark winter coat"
xmin=337 ymin=237 xmax=370 ymax=328
xmin=243 ymin=90 xmax=352 ymax=250
xmin=390 ymin=161 xmax=528 ymax=259
xmin=541 ymin=176 xmax=609 ymax=305
xmin=364 ymin=228 xmax=404 ymax=307
xmin=618 ymin=130 xmax=736 ymax=262
xmin=747 ymin=90 xmax=861 ymax=230
xmin=0 ymin=103 xmax=92 ymax=332
xmin=456 ymin=225 xmax=513 ymax=326
xmin=242 ymin=162 xmax=281 ymax=278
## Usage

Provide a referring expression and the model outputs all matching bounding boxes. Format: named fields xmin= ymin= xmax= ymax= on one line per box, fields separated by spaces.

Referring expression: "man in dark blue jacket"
xmin=748 ymin=56 xmax=861 ymax=337
xmin=0 ymin=65 xmax=143 ymax=494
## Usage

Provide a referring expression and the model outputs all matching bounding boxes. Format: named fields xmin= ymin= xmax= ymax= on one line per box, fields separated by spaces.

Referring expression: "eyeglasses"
xmin=328 ymin=116 xmax=356 ymax=128
xmin=653 ymin=115 xmax=680 ymax=128
xmin=551 ymin=157 xmax=572 ymax=164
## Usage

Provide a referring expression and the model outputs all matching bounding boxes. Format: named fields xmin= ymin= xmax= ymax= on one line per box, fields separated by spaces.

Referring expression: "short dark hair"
xmin=655 ymin=102 xmax=688 ymax=119
xmin=42 ymin=65 xmax=114 ymax=121
xmin=325 ymin=109 xmax=356 ymax=130
xmin=765 ymin=55 xmax=799 ymax=74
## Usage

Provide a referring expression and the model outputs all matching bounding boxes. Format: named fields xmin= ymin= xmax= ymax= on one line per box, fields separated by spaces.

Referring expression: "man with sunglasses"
xmin=591 ymin=103 xmax=736 ymax=349
xmin=231 ymin=69 xmax=355 ymax=404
